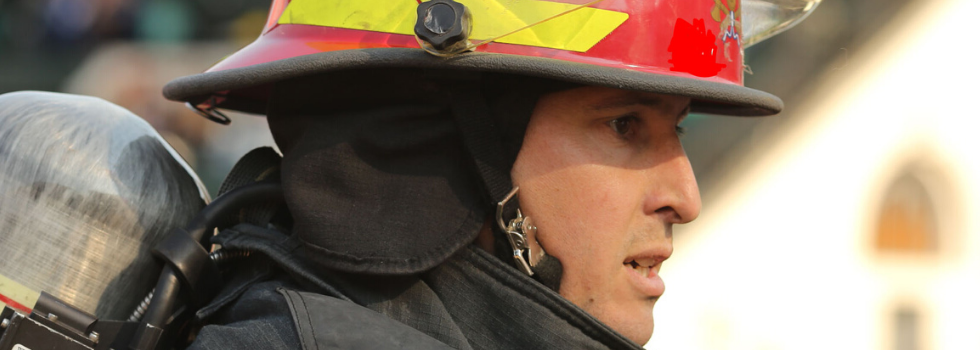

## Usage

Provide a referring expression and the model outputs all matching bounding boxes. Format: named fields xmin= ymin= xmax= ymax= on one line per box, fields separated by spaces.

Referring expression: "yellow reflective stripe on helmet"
xmin=277 ymin=0 xmax=629 ymax=52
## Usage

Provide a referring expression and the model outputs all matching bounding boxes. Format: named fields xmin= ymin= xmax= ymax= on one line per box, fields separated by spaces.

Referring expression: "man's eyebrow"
xmin=590 ymin=95 xmax=668 ymax=112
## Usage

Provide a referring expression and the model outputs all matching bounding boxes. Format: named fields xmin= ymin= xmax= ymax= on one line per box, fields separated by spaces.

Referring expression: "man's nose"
xmin=642 ymin=151 xmax=701 ymax=224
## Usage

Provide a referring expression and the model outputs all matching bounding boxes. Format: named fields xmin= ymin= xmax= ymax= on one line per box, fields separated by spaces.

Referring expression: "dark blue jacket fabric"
xmin=186 ymin=224 xmax=643 ymax=350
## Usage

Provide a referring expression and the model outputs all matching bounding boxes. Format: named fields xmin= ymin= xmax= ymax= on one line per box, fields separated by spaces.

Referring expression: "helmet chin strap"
xmin=446 ymin=78 xmax=564 ymax=292
xmin=531 ymin=252 xmax=564 ymax=292
xmin=496 ymin=187 xmax=563 ymax=291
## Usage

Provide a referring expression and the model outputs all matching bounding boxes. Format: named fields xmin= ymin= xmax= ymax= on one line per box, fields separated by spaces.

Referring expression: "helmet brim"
xmin=163 ymin=47 xmax=782 ymax=117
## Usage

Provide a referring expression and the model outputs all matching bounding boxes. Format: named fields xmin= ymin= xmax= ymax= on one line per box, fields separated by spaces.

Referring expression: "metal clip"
xmin=186 ymin=97 xmax=231 ymax=125
xmin=496 ymin=187 xmax=544 ymax=276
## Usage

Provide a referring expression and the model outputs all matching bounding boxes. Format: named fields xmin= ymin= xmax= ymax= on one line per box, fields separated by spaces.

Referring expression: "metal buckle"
xmin=496 ymin=187 xmax=544 ymax=276
xmin=186 ymin=96 xmax=231 ymax=125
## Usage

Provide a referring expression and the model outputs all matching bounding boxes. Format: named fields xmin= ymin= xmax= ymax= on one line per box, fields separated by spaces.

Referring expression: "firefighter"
xmin=162 ymin=0 xmax=805 ymax=348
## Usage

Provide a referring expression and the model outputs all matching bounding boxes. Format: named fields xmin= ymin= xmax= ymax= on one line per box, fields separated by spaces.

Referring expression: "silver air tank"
xmin=0 ymin=91 xmax=209 ymax=320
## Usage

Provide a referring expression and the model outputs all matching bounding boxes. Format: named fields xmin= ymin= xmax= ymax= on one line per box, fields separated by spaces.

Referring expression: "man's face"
xmin=511 ymin=86 xmax=701 ymax=344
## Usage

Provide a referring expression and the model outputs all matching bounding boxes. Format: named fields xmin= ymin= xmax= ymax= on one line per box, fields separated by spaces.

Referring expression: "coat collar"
xmin=217 ymin=224 xmax=644 ymax=350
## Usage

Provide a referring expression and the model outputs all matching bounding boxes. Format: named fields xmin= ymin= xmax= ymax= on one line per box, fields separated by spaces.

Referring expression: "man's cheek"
xmin=588 ymin=183 xmax=635 ymax=227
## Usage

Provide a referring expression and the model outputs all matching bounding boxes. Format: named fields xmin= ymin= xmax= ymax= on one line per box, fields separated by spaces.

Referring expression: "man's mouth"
xmin=623 ymin=257 xmax=665 ymax=297
xmin=625 ymin=259 xmax=656 ymax=278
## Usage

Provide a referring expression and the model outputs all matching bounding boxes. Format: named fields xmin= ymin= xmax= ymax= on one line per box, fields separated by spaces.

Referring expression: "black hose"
xmin=134 ymin=182 xmax=282 ymax=348
xmin=128 ymin=249 xmax=252 ymax=323
xmin=138 ymin=270 xmax=180 ymax=331
xmin=183 ymin=181 xmax=284 ymax=242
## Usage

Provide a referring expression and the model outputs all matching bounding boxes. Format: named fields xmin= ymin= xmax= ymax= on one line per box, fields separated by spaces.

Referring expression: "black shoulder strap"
xmin=216 ymin=147 xmax=287 ymax=228
xmin=218 ymin=147 xmax=282 ymax=196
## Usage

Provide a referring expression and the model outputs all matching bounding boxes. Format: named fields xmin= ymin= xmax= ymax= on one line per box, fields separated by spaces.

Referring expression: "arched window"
xmin=875 ymin=174 xmax=938 ymax=252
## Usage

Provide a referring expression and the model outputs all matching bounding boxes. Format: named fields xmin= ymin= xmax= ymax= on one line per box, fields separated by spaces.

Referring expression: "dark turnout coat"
xmin=186 ymin=224 xmax=645 ymax=350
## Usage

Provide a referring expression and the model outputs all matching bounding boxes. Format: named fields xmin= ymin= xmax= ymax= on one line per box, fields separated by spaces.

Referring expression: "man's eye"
xmin=675 ymin=126 xmax=687 ymax=136
xmin=608 ymin=115 xmax=638 ymax=138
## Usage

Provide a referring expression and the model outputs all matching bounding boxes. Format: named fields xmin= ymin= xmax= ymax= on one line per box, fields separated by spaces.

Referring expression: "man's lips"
xmin=624 ymin=259 xmax=665 ymax=297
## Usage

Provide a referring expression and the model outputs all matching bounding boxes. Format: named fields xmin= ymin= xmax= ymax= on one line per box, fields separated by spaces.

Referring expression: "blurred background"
xmin=0 ymin=0 xmax=277 ymax=197
xmin=0 ymin=0 xmax=975 ymax=348
xmin=657 ymin=0 xmax=980 ymax=349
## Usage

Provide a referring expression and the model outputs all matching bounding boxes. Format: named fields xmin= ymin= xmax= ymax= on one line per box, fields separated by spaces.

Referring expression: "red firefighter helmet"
xmin=163 ymin=0 xmax=819 ymax=118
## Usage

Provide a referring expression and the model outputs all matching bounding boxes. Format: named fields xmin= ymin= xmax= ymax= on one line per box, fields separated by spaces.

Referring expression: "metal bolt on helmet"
xmin=415 ymin=0 xmax=473 ymax=56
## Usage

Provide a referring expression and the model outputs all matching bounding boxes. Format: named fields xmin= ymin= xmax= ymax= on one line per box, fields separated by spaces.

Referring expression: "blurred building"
xmin=650 ymin=0 xmax=979 ymax=349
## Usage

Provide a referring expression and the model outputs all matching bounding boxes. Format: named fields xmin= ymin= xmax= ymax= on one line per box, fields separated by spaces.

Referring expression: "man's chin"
xmin=599 ymin=305 xmax=655 ymax=345
xmin=561 ymin=286 xmax=658 ymax=344
xmin=621 ymin=319 xmax=654 ymax=345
